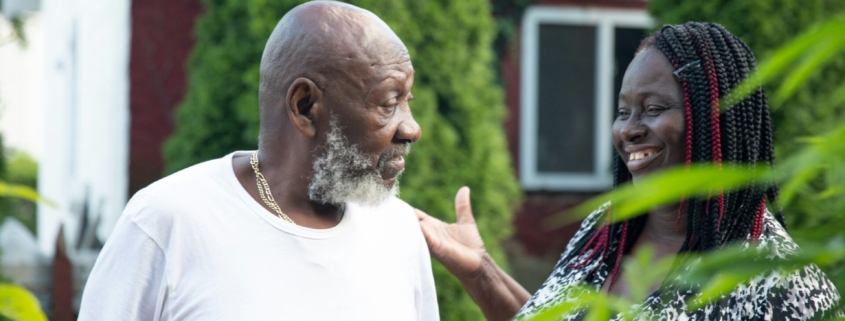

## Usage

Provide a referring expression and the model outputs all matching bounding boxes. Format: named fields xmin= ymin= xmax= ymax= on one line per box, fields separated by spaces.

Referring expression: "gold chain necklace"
xmin=250 ymin=151 xmax=295 ymax=224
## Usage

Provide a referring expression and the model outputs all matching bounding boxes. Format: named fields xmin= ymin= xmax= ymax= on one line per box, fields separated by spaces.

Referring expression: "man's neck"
xmin=232 ymin=151 xmax=344 ymax=229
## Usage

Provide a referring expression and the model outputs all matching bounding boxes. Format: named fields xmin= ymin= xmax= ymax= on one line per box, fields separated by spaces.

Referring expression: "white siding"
xmin=38 ymin=0 xmax=131 ymax=256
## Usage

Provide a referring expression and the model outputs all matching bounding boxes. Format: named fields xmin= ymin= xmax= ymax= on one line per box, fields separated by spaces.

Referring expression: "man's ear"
xmin=286 ymin=77 xmax=323 ymax=138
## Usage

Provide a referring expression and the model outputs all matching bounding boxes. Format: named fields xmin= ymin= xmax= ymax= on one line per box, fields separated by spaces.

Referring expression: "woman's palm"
xmin=415 ymin=187 xmax=487 ymax=278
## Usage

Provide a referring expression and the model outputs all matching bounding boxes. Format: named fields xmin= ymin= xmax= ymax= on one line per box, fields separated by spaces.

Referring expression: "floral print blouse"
xmin=515 ymin=204 xmax=841 ymax=321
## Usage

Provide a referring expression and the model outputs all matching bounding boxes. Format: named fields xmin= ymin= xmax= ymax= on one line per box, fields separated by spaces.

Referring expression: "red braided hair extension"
xmin=569 ymin=204 xmax=615 ymax=270
xmin=607 ymin=221 xmax=629 ymax=287
xmin=568 ymin=224 xmax=607 ymax=269
xmin=751 ymin=199 xmax=766 ymax=240
xmin=686 ymin=25 xmax=727 ymax=231
xmin=699 ymin=38 xmax=727 ymax=229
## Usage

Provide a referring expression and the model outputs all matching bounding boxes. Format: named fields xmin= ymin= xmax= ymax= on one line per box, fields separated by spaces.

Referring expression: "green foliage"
xmin=0 ymin=136 xmax=8 ymax=218
xmin=6 ymin=153 xmax=36 ymax=188
xmin=0 ymin=284 xmax=47 ymax=321
xmin=0 ymin=152 xmax=39 ymax=235
xmin=491 ymin=0 xmax=538 ymax=57
xmin=650 ymin=0 xmax=845 ymax=239
xmin=164 ymin=0 xmax=520 ymax=319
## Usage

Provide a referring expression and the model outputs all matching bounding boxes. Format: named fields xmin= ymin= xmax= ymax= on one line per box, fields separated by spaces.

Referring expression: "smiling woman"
xmin=416 ymin=22 xmax=841 ymax=321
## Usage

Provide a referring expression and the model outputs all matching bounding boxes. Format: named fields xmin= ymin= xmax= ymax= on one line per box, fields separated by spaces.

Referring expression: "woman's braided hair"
xmin=566 ymin=22 xmax=784 ymax=286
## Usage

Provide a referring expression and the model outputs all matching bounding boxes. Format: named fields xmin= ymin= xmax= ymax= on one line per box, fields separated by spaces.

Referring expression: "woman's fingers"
xmin=455 ymin=186 xmax=476 ymax=225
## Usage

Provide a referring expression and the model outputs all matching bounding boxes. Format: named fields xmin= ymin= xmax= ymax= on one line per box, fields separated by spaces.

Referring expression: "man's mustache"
xmin=377 ymin=143 xmax=411 ymax=168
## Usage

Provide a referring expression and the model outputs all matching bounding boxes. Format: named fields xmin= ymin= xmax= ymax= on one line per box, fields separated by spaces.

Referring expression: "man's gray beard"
xmin=307 ymin=117 xmax=408 ymax=207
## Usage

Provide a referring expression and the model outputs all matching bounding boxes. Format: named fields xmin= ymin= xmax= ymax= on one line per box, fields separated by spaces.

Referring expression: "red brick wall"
xmin=128 ymin=0 xmax=202 ymax=196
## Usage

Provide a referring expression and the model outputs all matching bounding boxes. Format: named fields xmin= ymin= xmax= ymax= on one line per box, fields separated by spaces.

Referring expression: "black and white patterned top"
xmin=515 ymin=204 xmax=841 ymax=321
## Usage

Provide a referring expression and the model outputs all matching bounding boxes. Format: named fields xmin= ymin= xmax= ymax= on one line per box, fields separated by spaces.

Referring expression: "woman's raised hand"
xmin=415 ymin=187 xmax=531 ymax=321
xmin=415 ymin=186 xmax=487 ymax=279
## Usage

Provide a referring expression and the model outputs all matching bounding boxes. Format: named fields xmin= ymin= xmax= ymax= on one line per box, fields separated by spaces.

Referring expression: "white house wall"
xmin=39 ymin=0 xmax=130 ymax=256
xmin=0 ymin=14 xmax=45 ymax=160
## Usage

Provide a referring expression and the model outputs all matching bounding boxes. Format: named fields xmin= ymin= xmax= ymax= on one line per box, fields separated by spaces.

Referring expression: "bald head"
xmin=258 ymin=1 xmax=410 ymax=134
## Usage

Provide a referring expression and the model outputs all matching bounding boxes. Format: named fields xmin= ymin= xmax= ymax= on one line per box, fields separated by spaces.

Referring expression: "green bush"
xmin=163 ymin=0 xmax=520 ymax=319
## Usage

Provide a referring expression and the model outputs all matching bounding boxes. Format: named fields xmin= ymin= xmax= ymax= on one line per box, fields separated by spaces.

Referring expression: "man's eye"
xmin=382 ymin=98 xmax=399 ymax=111
xmin=381 ymin=103 xmax=399 ymax=115
xmin=616 ymin=109 xmax=630 ymax=118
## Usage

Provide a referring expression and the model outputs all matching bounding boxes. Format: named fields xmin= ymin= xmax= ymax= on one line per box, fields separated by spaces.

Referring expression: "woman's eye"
xmin=646 ymin=106 xmax=666 ymax=115
xmin=616 ymin=109 xmax=630 ymax=118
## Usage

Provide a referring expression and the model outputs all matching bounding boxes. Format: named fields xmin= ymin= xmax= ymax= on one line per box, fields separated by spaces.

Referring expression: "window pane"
xmin=613 ymin=27 xmax=649 ymax=120
xmin=536 ymin=24 xmax=596 ymax=174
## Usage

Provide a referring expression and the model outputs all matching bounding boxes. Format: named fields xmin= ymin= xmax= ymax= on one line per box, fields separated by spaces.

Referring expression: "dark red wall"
xmin=128 ymin=0 xmax=202 ymax=196
xmin=501 ymin=0 xmax=647 ymax=257
xmin=540 ymin=0 xmax=647 ymax=9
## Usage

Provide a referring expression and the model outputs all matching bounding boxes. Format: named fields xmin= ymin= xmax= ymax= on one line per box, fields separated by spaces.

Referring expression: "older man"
xmin=78 ymin=2 xmax=437 ymax=320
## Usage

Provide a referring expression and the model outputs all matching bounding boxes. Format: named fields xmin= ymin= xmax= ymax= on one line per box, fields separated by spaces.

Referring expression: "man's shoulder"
xmin=125 ymin=155 xmax=231 ymax=219
xmin=386 ymin=196 xmax=414 ymax=212
xmin=381 ymin=196 xmax=416 ymax=221
xmin=352 ymin=196 xmax=418 ymax=230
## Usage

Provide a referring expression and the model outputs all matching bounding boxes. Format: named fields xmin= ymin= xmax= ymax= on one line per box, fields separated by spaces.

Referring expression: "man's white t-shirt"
xmin=78 ymin=151 xmax=439 ymax=321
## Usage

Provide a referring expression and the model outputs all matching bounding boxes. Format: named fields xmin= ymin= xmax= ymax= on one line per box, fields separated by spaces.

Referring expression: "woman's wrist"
xmin=458 ymin=253 xmax=528 ymax=321
xmin=456 ymin=252 xmax=497 ymax=285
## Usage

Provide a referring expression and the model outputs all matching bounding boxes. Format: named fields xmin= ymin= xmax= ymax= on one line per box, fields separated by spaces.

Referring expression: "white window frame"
xmin=520 ymin=6 xmax=653 ymax=191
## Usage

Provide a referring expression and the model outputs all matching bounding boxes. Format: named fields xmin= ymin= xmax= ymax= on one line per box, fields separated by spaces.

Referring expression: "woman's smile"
xmin=624 ymin=146 xmax=664 ymax=172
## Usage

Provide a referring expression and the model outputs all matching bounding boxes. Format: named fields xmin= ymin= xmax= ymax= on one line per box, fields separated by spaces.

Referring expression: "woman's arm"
xmin=459 ymin=254 xmax=532 ymax=321
xmin=415 ymin=187 xmax=531 ymax=321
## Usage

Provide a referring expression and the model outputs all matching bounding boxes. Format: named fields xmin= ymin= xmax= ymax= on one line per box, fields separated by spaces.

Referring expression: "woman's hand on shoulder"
xmin=415 ymin=186 xmax=488 ymax=281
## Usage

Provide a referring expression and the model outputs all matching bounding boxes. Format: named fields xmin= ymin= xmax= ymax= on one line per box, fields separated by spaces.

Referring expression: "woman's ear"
xmin=286 ymin=77 xmax=323 ymax=138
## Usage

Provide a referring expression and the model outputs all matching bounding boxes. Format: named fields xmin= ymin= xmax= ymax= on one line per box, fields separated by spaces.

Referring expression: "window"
xmin=520 ymin=6 xmax=652 ymax=191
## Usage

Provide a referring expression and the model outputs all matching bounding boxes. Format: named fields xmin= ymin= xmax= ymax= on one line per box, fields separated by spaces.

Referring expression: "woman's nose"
xmin=619 ymin=116 xmax=646 ymax=142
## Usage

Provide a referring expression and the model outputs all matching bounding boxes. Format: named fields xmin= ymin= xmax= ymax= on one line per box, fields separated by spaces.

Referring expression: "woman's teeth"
xmin=629 ymin=149 xmax=659 ymax=161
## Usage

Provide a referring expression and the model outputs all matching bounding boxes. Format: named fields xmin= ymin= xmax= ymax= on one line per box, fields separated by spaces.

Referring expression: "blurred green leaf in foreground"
xmin=0 ymin=281 xmax=47 ymax=321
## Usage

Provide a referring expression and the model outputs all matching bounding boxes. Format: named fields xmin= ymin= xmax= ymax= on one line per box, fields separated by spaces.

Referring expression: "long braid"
xmin=714 ymin=27 xmax=762 ymax=242
xmin=686 ymin=25 xmax=726 ymax=249
xmin=703 ymin=24 xmax=741 ymax=239
xmin=692 ymin=25 xmax=727 ymax=233
xmin=711 ymin=29 xmax=752 ymax=242
xmin=674 ymin=26 xmax=715 ymax=251
xmin=662 ymin=27 xmax=705 ymax=251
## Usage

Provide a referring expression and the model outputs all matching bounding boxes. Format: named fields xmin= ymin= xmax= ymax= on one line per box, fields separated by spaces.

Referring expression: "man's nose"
xmin=619 ymin=116 xmax=646 ymax=142
xmin=395 ymin=110 xmax=422 ymax=144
